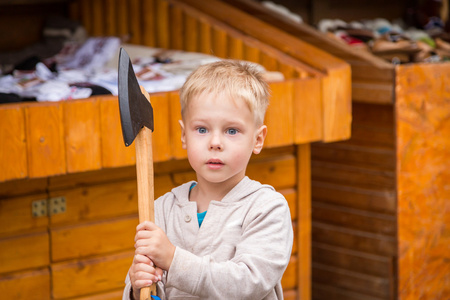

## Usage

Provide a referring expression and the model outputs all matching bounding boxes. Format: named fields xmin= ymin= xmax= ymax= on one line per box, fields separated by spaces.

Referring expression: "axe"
xmin=118 ymin=48 xmax=158 ymax=300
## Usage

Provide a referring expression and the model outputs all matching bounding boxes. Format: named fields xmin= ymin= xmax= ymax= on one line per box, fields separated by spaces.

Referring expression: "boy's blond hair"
xmin=179 ymin=60 xmax=270 ymax=125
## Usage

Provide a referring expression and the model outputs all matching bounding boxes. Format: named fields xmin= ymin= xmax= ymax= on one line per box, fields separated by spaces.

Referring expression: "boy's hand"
xmin=129 ymin=254 xmax=163 ymax=299
xmin=135 ymin=221 xmax=176 ymax=271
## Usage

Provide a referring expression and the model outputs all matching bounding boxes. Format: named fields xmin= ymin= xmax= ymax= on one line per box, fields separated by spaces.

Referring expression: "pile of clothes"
xmin=0 ymin=16 xmax=222 ymax=104
xmin=0 ymin=37 xmax=121 ymax=103
xmin=317 ymin=0 xmax=450 ymax=64
xmin=318 ymin=17 xmax=450 ymax=63
xmin=262 ymin=0 xmax=450 ymax=64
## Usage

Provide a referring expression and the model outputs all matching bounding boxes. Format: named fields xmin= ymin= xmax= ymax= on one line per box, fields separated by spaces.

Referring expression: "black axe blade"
xmin=118 ymin=47 xmax=154 ymax=147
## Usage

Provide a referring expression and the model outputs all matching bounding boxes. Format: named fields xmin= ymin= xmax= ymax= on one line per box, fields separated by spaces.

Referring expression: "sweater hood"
xmin=170 ymin=176 xmax=275 ymax=205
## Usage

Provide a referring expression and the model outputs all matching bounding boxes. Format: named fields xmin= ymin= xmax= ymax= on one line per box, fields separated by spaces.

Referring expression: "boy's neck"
xmin=190 ymin=177 xmax=242 ymax=212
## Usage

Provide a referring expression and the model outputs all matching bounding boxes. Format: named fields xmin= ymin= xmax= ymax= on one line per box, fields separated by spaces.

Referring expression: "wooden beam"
xmin=297 ymin=144 xmax=311 ymax=300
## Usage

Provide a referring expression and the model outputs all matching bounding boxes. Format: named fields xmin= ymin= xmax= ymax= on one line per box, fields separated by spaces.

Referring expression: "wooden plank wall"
xmin=395 ymin=63 xmax=450 ymax=300
xmin=310 ymin=102 xmax=397 ymax=300
xmin=0 ymin=146 xmax=301 ymax=299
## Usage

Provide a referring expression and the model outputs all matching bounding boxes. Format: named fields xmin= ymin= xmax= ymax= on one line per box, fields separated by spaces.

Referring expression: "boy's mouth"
xmin=207 ymin=159 xmax=224 ymax=165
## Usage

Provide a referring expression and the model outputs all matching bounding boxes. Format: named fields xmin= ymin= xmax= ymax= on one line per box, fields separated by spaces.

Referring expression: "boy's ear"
xmin=253 ymin=125 xmax=267 ymax=154
xmin=179 ymin=120 xmax=187 ymax=149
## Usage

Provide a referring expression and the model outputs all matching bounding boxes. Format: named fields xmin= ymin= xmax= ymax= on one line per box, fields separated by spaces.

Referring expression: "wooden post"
xmin=297 ymin=144 xmax=311 ymax=300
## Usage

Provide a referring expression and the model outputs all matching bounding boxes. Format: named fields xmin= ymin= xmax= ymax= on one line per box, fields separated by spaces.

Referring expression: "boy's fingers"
xmin=134 ymin=230 xmax=153 ymax=242
xmin=155 ymin=267 xmax=164 ymax=278
xmin=134 ymin=279 xmax=155 ymax=289
xmin=133 ymin=266 xmax=161 ymax=283
xmin=136 ymin=262 xmax=157 ymax=273
xmin=134 ymin=245 xmax=153 ymax=258
xmin=134 ymin=254 xmax=152 ymax=264
xmin=136 ymin=221 xmax=158 ymax=232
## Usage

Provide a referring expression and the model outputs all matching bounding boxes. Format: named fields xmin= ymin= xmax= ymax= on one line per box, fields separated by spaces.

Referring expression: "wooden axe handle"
xmin=135 ymin=87 xmax=157 ymax=299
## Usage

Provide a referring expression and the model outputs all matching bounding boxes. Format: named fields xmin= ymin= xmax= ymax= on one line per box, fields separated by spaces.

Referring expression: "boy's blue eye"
xmin=197 ymin=127 xmax=207 ymax=134
xmin=227 ymin=128 xmax=238 ymax=135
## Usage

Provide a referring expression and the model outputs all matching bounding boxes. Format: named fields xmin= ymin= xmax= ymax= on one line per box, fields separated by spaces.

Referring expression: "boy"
xmin=123 ymin=60 xmax=293 ymax=299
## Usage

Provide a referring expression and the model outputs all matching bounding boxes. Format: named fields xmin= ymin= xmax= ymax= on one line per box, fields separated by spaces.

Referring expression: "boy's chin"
xmin=198 ymin=172 xmax=245 ymax=186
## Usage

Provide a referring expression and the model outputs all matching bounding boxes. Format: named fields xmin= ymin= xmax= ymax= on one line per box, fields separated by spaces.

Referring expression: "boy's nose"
xmin=209 ymin=134 xmax=223 ymax=150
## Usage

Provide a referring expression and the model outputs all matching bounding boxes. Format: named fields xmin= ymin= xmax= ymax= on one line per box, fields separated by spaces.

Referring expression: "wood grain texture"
xmin=51 ymin=215 xmax=137 ymax=262
xmin=64 ymin=98 xmax=101 ymax=173
xmin=26 ymin=102 xmax=66 ymax=178
xmin=156 ymin=0 xmax=169 ymax=49
xmin=312 ymin=243 xmax=393 ymax=277
xmin=52 ymin=251 xmax=133 ymax=299
xmin=169 ymin=91 xmax=187 ymax=159
xmin=0 ymin=177 xmax=47 ymax=199
xmin=293 ymin=78 xmax=322 ymax=144
xmin=116 ymin=0 xmax=129 ymax=39
xmin=184 ymin=14 xmax=199 ymax=52
xmin=297 ymin=144 xmax=311 ymax=300
xmin=91 ymin=0 xmax=104 ymax=36
xmin=135 ymin=124 xmax=155 ymax=227
xmin=0 ymin=104 xmax=27 ymax=181
xmin=228 ymin=36 xmax=244 ymax=60
xmin=313 ymin=262 xmax=391 ymax=298
xmin=0 ymin=194 xmax=48 ymax=235
xmin=265 ymin=81 xmax=294 ymax=147
xmin=321 ymin=67 xmax=352 ymax=142
xmin=199 ymin=22 xmax=212 ymax=54
xmin=211 ymin=27 xmax=227 ymax=58
xmin=100 ymin=96 xmax=136 ymax=168
xmin=0 ymin=268 xmax=50 ymax=299
xmin=104 ymin=0 xmax=117 ymax=36
xmin=0 ymin=231 xmax=49 ymax=273
xmin=150 ymin=92 xmax=171 ymax=162
xmin=396 ymin=63 xmax=450 ymax=300
xmin=142 ymin=0 xmax=156 ymax=47
xmin=69 ymin=289 xmax=124 ymax=300
xmin=49 ymin=179 xmax=138 ymax=225
xmin=128 ymin=0 xmax=141 ymax=44
xmin=170 ymin=5 xmax=184 ymax=50
xmin=310 ymin=101 xmax=397 ymax=300
xmin=282 ymin=255 xmax=298 ymax=290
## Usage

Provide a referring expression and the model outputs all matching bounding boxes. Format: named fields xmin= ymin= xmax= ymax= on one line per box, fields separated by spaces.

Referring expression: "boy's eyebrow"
xmin=189 ymin=117 xmax=247 ymax=127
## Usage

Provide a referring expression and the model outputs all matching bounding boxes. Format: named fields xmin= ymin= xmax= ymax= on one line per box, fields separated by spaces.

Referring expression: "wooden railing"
xmin=219 ymin=0 xmax=394 ymax=104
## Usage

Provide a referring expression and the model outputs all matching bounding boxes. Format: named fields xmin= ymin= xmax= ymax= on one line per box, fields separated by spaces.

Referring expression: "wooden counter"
xmin=0 ymin=77 xmax=326 ymax=182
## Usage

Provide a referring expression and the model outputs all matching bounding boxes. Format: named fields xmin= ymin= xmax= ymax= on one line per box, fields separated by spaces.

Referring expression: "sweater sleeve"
xmin=122 ymin=273 xmax=132 ymax=300
xmin=165 ymin=195 xmax=293 ymax=299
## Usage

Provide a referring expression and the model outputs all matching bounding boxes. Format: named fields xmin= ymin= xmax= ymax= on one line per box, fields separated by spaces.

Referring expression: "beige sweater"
xmin=123 ymin=176 xmax=293 ymax=299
